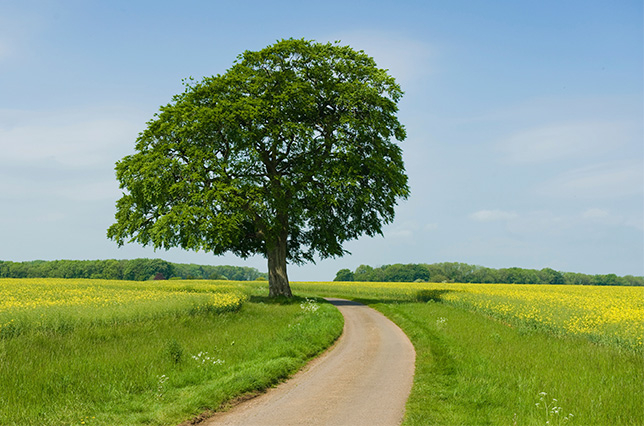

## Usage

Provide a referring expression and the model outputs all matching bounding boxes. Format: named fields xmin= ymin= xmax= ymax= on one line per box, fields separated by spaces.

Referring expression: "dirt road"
xmin=202 ymin=298 xmax=416 ymax=426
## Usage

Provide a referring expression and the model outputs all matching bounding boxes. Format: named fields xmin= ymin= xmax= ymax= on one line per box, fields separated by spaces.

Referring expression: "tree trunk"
xmin=267 ymin=233 xmax=292 ymax=298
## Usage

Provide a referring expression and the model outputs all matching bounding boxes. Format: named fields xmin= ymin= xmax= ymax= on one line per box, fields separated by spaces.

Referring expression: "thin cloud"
xmin=0 ymin=108 xmax=143 ymax=167
xmin=582 ymin=208 xmax=610 ymax=220
xmin=505 ymin=210 xmax=567 ymax=236
xmin=0 ymin=164 xmax=120 ymax=202
xmin=470 ymin=209 xmax=518 ymax=222
xmin=424 ymin=223 xmax=439 ymax=232
xmin=386 ymin=229 xmax=414 ymax=239
xmin=497 ymin=121 xmax=628 ymax=164
xmin=0 ymin=5 xmax=48 ymax=63
xmin=0 ymin=108 xmax=144 ymax=203
xmin=320 ymin=30 xmax=433 ymax=87
xmin=470 ymin=210 xmax=570 ymax=237
xmin=384 ymin=220 xmax=421 ymax=240
xmin=581 ymin=208 xmax=643 ymax=231
xmin=0 ymin=40 xmax=11 ymax=60
xmin=538 ymin=161 xmax=643 ymax=199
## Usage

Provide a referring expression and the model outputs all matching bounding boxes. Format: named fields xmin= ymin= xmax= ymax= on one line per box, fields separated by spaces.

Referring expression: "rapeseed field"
xmin=0 ymin=278 xmax=247 ymax=337
xmin=439 ymin=283 xmax=643 ymax=350
xmin=0 ymin=278 xmax=343 ymax=426
xmin=293 ymin=280 xmax=643 ymax=424
xmin=296 ymin=281 xmax=643 ymax=351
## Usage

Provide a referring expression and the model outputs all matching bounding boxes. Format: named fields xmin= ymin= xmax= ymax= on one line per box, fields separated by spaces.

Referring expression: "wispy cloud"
xmin=424 ymin=223 xmax=439 ymax=232
xmin=582 ymin=208 xmax=610 ymax=220
xmin=537 ymin=161 xmax=643 ymax=199
xmin=469 ymin=207 xmax=642 ymax=236
xmin=384 ymin=220 xmax=422 ymax=240
xmin=0 ymin=40 xmax=10 ymax=60
xmin=320 ymin=30 xmax=433 ymax=87
xmin=581 ymin=208 xmax=643 ymax=231
xmin=0 ymin=5 xmax=48 ymax=63
xmin=470 ymin=210 xmax=568 ymax=236
xmin=0 ymin=108 xmax=142 ymax=167
xmin=504 ymin=210 xmax=567 ymax=236
xmin=0 ymin=108 xmax=143 ymax=202
xmin=0 ymin=148 xmax=123 ymax=199
xmin=497 ymin=121 xmax=628 ymax=163
xmin=470 ymin=209 xmax=518 ymax=222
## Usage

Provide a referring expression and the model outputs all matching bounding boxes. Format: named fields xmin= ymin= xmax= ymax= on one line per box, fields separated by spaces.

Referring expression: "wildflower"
xmin=156 ymin=374 xmax=168 ymax=398
xmin=300 ymin=298 xmax=320 ymax=313
xmin=191 ymin=351 xmax=224 ymax=367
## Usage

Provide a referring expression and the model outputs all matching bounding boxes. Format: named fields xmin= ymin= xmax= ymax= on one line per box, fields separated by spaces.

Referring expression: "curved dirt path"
xmin=202 ymin=298 xmax=416 ymax=426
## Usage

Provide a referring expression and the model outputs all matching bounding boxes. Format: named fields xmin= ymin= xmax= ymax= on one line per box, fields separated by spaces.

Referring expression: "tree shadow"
xmin=413 ymin=289 xmax=455 ymax=303
xmin=317 ymin=289 xmax=459 ymax=306
xmin=324 ymin=299 xmax=366 ymax=306
xmin=249 ymin=295 xmax=307 ymax=305
xmin=250 ymin=289 xmax=459 ymax=306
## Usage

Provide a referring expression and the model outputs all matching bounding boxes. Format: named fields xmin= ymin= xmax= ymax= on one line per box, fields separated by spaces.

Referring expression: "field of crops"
xmin=293 ymin=280 xmax=643 ymax=425
xmin=0 ymin=278 xmax=247 ymax=337
xmin=2 ymin=278 xmax=642 ymax=425
xmin=295 ymin=281 xmax=644 ymax=352
xmin=0 ymin=278 xmax=343 ymax=426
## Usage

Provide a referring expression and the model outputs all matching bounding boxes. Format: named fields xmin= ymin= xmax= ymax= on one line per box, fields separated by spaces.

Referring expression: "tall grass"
xmin=0 ymin=279 xmax=343 ymax=425
xmin=292 ymin=281 xmax=644 ymax=425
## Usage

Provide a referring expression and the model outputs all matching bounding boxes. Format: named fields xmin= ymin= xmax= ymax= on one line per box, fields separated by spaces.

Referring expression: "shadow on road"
xmin=324 ymin=299 xmax=365 ymax=306
xmin=319 ymin=289 xmax=460 ymax=307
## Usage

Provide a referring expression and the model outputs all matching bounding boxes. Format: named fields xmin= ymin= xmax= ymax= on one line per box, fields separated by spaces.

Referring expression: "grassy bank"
xmin=292 ymin=281 xmax=644 ymax=425
xmin=0 ymin=279 xmax=343 ymax=426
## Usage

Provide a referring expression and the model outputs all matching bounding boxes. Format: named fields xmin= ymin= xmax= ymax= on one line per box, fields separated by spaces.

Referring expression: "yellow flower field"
xmin=0 ymin=278 xmax=247 ymax=337
xmin=297 ymin=281 xmax=644 ymax=351
xmin=438 ymin=283 xmax=643 ymax=350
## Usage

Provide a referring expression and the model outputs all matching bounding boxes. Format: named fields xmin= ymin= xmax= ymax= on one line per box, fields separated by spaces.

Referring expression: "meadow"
xmin=0 ymin=279 xmax=343 ymax=425
xmin=293 ymin=281 xmax=644 ymax=425
xmin=294 ymin=281 xmax=643 ymax=351
xmin=1 ymin=278 xmax=642 ymax=425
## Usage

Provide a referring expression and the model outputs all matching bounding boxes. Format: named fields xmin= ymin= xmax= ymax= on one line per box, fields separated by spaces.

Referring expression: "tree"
xmin=334 ymin=269 xmax=355 ymax=282
xmin=539 ymin=267 xmax=564 ymax=284
xmin=425 ymin=263 xmax=450 ymax=283
xmin=107 ymin=39 xmax=409 ymax=297
xmin=408 ymin=264 xmax=430 ymax=282
xmin=354 ymin=264 xmax=376 ymax=281
xmin=380 ymin=264 xmax=429 ymax=282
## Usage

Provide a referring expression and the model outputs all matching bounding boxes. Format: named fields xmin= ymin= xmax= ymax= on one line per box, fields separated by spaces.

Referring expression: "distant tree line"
xmin=0 ymin=259 xmax=267 ymax=282
xmin=334 ymin=262 xmax=644 ymax=286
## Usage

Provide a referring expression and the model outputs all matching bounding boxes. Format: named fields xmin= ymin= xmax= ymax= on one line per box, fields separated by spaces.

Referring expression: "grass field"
xmin=294 ymin=281 xmax=643 ymax=352
xmin=0 ymin=279 xmax=343 ymax=425
xmin=292 ymin=281 xmax=644 ymax=425
xmin=1 ymin=278 xmax=642 ymax=425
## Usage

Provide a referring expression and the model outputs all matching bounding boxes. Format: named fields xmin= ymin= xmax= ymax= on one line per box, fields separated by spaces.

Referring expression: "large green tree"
xmin=107 ymin=39 xmax=409 ymax=297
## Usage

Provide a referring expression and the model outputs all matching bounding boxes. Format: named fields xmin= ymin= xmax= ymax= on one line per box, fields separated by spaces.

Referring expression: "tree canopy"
xmin=107 ymin=39 xmax=409 ymax=297
xmin=333 ymin=262 xmax=644 ymax=286
xmin=0 ymin=259 xmax=266 ymax=281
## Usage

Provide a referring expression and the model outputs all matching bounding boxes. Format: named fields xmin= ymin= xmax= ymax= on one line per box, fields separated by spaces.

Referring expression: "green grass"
xmin=378 ymin=301 xmax=642 ymax=425
xmin=292 ymin=281 xmax=644 ymax=426
xmin=3 ymin=278 xmax=642 ymax=425
xmin=0 ymin=281 xmax=343 ymax=426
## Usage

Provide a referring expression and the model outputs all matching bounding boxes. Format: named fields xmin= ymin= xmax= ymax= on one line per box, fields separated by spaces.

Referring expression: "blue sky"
xmin=1 ymin=0 xmax=642 ymax=280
